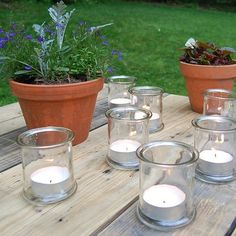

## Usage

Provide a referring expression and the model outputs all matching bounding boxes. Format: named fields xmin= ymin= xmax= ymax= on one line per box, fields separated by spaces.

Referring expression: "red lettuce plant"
xmin=180 ymin=38 xmax=236 ymax=65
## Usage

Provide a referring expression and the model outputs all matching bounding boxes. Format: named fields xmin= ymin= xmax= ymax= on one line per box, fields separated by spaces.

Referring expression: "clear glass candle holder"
xmin=203 ymin=89 xmax=236 ymax=119
xmin=136 ymin=141 xmax=198 ymax=231
xmin=107 ymin=75 xmax=136 ymax=109
xmin=129 ymin=86 xmax=164 ymax=133
xmin=106 ymin=107 xmax=151 ymax=170
xmin=17 ymin=126 xmax=77 ymax=205
xmin=192 ymin=116 xmax=236 ymax=184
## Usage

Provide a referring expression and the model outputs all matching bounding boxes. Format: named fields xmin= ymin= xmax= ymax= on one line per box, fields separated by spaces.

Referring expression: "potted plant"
xmin=179 ymin=38 xmax=236 ymax=113
xmin=0 ymin=1 xmax=121 ymax=145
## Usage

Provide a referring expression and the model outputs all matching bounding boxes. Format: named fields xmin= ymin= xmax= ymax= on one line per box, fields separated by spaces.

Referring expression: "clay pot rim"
xmin=179 ymin=60 xmax=236 ymax=69
xmin=10 ymin=77 xmax=103 ymax=88
xmin=10 ymin=77 xmax=104 ymax=101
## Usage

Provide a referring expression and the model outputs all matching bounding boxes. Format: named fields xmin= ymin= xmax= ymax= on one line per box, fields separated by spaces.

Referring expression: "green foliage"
xmin=0 ymin=0 xmax=236 ymax=106
xmin=0 ymin=1 xmax=119 ymax=83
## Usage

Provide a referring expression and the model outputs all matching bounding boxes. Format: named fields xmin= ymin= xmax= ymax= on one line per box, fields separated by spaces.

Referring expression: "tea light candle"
xmin=31 ymin=166 xmax=70 ymax=197
xmin=109 ymin=139 xmax=141 ymax=164
xmin=109 ymin=98 xmax=131 ymax=108
xmin=199 ymin=149 xmax=234 ymax=176
xmin=141 ymin=105 xmax=162 ymax=132
xmin=142 ymin=184 xmax=186 ymax=221
xmin=149 ymin=112 xmax=162 ymax=132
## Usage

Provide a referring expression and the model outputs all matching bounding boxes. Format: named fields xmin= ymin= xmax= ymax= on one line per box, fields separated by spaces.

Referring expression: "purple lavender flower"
xmin=79 ymin=21 xmax=85 ymax=26
xmin=11 ymin=23 xmax=17 ymax=29
xmin=102 ymin=41 xmax=109 ymax=46
xmin=55 ymin=23 xmax=64 ymax=28
xmin=118 ymin=51 xmax=123 ymax=61
xmin=25 ymin=35 xmax=33 ymax=40
xmin=44 ymin=27 xmax=55 ymax=36
xmin=37 ymin=36 xmax=44 ymax=43
xmin=8 ymin=32 xmax=16 ymax=37
xmin=0 ymin=36 xmax=9 ymax=43
xmin=24 ymin=65 xmax=32 ymax=71
xmin=0 ymin=42 xmax=4 ymax=48
xmin=4 ymin=33 xmax=11 ymax=40
xmin=44 ymin=27 xmax=50 ymax=32
xmin=111 ymin=50 xmax=118 ymax=55
xmin=107 ymin=67 xmax=113 ymax=74
xmin=100 ymin=35 xmax=106 ymax=39
xmin=111 ymin=50 xmax=123 ymax=60
xmin=0 ymin=28 xmax=3 ymax=34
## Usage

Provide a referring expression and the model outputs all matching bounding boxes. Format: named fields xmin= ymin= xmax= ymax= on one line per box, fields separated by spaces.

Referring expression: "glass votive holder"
xmin=105 ymin=107 xmax=151 ymax=170
xmin=17 ymin=126 xmax=77 ymax=205
xmin=107 ymin=75 xmax=136 ymax=109
xmin=136 ymin=141 xmax=198 ymax=231
xmin=129 ymin=86 xmax=164 ymax=133
xmin=192 ymin=116 xmax=236 ymax=184
xmin=203 ymin=89 xmax=236 ymax=119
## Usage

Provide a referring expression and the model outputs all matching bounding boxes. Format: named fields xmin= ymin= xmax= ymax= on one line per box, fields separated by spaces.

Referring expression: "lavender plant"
xmin=0 ymin=1 xmax=122 ymax=84
xmin=180 ymin=38 xmax=236 ymax=65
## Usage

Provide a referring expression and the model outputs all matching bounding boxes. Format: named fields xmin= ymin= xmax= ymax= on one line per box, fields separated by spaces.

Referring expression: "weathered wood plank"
xmin=0 ymin=95 xmax=208 ymax=236
xmin=0 ymin=97 xmax=108 ymax=172
xmin=96 ymin=98 xmax=236 ymax=235
xmin=0 ymin=103 xmax=25 ymax=136
xmin=98 ymin=181 xmax=236 ymax=236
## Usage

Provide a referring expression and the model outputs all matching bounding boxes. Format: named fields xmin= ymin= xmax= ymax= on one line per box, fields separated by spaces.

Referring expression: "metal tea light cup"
xmin=129 ymin=86 xmax=164 ymax=133
xmin=107 ymin=75 xmax=136 ymax=109
xmin=136 ymin=141 xmax=198 ymax=231
xmin=203 ymin=89 xmax=236 ymax=119
xmin=192 ymin=116 xmax=236 ymax=184
xmin=17 ymin=126 xmax=77 ymax=205
xmin=106 ymin=107 xmax=151 ymax=170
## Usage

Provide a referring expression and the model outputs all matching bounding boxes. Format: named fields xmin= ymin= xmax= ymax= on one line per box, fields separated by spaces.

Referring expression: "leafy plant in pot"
xmin=179 ymin=38 xmax=236 ymax=113
xmin=0 ymin=1 xmax=122 ymax=145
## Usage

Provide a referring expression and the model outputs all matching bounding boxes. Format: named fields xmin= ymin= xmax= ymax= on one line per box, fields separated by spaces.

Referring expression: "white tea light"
xmin=149 ymin=112 xmax=162 ymax=132
xmin=109 ymin=139 xmax=141 ymax=164
xmin=150 ymin=113 xmax=159 ymax=121
xmin=109 ymin=98 xmax=131 ymax=108
xmin=31 ymin=166 xmax=70 ymax=197
xmin=199 ymin=149 xmax=234 ymax=176
xmin=141 ymin=107 xmax=161 ymax=132
xmin=142 ymin=184 xmax=186 ymax=221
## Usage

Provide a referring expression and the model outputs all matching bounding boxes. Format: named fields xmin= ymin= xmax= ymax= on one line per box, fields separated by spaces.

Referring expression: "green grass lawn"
xmin=1 ymin=0 xmax=236 ymax=106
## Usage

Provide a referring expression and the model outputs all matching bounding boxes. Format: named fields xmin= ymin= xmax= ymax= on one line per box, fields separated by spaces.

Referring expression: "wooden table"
xmin=0 ymin=87 xmax=235 ymax=236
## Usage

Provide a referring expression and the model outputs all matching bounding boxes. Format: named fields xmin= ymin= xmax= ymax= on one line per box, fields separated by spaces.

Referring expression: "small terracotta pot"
xmin=179 ymin=61 xmax=236 ymax=113
xmin=10 ymin=78 xmax=104 ymax=145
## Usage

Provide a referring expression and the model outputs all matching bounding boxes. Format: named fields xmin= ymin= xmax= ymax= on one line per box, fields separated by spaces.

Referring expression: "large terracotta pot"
xmin=10 ymin=78 xmax=104 ymax=145
xmin=179 ymin=61 xmax=236 ymax=113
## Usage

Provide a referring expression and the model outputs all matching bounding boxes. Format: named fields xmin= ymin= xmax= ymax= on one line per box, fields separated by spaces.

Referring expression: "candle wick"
xmin=50 ymin=180 xmax=52 ymax=183
xmin=163 ymin=200 xmax=165 ymax=204
xmin=214 ymin=153 xmax=217 ymax=158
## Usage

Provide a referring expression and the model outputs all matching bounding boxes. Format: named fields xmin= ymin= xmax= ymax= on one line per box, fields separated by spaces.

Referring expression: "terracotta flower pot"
xmin=179 ymin=61 xmax=236 ymax=113
xmin=10 ymin=78 xmax=104 ymax=145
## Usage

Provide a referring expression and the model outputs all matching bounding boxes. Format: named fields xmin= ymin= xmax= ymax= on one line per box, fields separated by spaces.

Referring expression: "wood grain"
xmin=0 ymin=95 xmax=235 ymax=236
xmin=0 ymin=102 xmax=25 ymax=136
xmin=98 ymin=180 xmax=236 ymax=236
